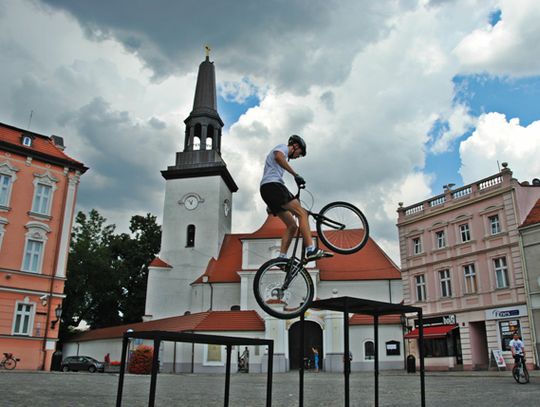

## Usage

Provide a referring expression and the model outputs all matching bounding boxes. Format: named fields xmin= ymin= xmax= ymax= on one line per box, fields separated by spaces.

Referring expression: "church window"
xmin=193 ymin=136 xmax=201 ymax=150
xmin=364 ymin=340 xmax=375 ymax=360
xmin=206 ymin=136 xmax=213 ymax=150
xmin=186 ymin=224 xmax=195 ymax=247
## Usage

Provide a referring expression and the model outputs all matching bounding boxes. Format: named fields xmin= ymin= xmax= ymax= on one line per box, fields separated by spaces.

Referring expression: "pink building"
xmin=397 ymin=164 xmax=540 ymax=370
xmin=0 ymin=122 xmax=86 ymax=370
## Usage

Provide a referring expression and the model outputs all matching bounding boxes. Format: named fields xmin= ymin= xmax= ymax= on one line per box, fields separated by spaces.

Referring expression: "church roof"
xmin=149 ymin=257 xmax=173 ymax=268
xmin=521 ymin=198 xmax=540 ymax=228
xmin=68 ymin=310 xmax=264 ymax=342
xmin=194 ymin=215 xmax=401 ymax=284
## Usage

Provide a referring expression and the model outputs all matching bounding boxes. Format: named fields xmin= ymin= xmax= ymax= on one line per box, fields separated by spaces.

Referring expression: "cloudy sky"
xmin=1 ymin=0 xmax=540 ymax=264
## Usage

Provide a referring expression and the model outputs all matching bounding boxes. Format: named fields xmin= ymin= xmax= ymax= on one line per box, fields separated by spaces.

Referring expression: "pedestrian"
xmin=312 ymin=347 xmax=319 ymax=372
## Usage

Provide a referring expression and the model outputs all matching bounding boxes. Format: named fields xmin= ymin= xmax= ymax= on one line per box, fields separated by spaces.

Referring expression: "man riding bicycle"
xmin=509 ymin=332 xmax=526 ymax=369
xmin=260 ymin=135 xmax=332 ymax=262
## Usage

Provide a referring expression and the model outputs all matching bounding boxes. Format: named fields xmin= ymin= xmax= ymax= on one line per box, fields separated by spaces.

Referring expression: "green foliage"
xmin=61 ymin=210 xmax=161 ymax=338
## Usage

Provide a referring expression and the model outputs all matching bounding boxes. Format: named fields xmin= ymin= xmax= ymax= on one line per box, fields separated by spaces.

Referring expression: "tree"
xmin=61 ymin=210 xmax=161 ymax=339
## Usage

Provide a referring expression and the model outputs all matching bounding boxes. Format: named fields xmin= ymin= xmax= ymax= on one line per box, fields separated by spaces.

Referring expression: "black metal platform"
xmin=302 ymin=296 xmax=426 ymax=407
xmin=115 ymin=330 xmax=274 ymax=407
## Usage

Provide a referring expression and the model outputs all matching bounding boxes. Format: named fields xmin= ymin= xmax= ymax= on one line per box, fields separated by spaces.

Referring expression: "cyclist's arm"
xmin=274 ymin=150 xmax=299 ymax=177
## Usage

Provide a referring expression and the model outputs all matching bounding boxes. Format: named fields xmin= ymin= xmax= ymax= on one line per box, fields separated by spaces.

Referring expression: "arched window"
xmin=186 ymin=224 xmax=195 ymax=247
xmin=193 ymin=136 xmax=201 ymax=151
xmin=364 ymin=340 xmax=375 ymax=360
xmin=205 ymin=136 xmax=213 ymax=150
xmin=193 ymin=124 xmax=202 ymax=150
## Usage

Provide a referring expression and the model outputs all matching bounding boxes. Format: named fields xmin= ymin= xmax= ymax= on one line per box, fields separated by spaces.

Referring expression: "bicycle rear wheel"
xmin=4 ymin=357 xmax=16 ymax=370
xmin=253 ymin=258 xmax=314 ymax=319
xmin=316 ymin=201 xmax=369 ymax=254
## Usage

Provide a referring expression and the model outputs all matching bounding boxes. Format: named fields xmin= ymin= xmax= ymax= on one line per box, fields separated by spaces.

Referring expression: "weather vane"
xmin=205 ymin=44 xmax=211 ymax=57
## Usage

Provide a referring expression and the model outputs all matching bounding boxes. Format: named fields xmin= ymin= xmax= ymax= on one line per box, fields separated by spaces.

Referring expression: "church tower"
xmin=145 ymin=51 xmax=238 ymax=319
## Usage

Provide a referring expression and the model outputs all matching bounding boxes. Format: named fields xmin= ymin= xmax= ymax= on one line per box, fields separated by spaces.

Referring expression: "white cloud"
xmin=430 ymin=104 xmax=478 ymax=154
xmin=459 ymin=113 xmax=540 ymax=183
xmin=454 ymin=0 xmax=540 ymax=76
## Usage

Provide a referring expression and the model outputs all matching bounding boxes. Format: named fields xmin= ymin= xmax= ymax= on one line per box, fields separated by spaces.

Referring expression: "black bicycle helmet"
xmin=288 ymin=134 xmax=307 ymax=156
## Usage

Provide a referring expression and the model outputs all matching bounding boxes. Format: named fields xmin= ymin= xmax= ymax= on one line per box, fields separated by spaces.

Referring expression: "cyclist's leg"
xmin=277 ymin=210 xmax=298 ymax=254
xmin=282 ymin=199 xmax=312 ymax=247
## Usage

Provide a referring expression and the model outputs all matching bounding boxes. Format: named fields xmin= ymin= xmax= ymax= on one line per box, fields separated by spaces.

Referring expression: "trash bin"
xmin=406 ymin=355 xmax=416 ymax=373
xmin=51 ymin=350 xmax=63 ymax=371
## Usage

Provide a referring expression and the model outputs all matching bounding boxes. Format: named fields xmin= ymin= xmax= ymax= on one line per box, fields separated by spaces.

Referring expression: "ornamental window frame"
xmin=12 ymin=297 xmax=36 ymax=336
xmin=30 ymin=171 xmax=58 ymax=217
xmin=0 ymin=216 xmax=7 ymax=251
xmin=0 ymin=161 xmax=19 ymax=210
xmin=21 ymin=222 xmax=50 ymax=274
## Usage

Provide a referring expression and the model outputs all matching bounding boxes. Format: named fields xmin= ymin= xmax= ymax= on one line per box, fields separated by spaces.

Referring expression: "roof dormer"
xmin=21 ymin=133 xmax=34 ymax=147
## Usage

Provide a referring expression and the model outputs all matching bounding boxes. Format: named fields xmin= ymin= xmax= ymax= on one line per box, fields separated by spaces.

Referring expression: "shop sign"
xmin=414 ymin=314 xmax=456 ymax=327
xmin=485 ymin=305 xmax=527 ymax=320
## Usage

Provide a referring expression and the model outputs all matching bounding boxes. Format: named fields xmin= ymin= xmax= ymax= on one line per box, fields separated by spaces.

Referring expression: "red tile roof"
xmin=349 ymin=314 xmax=401 ymax=325
xmin=521 ymin=199 xmax=540 ymax=227
xmin=0 ymin=122 xmax=87 ymax=171
xmin=195 ymin=215 xmax=401 ymax=284
xmin=69 ymin=310 xmax=264 ymax=342
xmin=149 ymin=257 xmax=172 ymax=268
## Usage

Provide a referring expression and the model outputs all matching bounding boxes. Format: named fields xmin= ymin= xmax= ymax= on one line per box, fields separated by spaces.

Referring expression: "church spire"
xmin=183 ymin=46 xmax=224 ymax=153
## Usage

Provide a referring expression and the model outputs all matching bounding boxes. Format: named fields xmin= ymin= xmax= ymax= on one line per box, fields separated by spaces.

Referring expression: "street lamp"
xmin=50 ymin=304 xmax=62 ymax=329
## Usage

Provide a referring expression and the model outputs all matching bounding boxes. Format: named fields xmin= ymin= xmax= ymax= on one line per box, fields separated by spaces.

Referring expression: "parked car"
xmin=61 ymin=356 xmax=104 ymax=373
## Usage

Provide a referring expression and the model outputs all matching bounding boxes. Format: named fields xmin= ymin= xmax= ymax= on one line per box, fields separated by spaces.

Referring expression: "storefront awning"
xmin=404 ymin=324 xmax=457 ymax=339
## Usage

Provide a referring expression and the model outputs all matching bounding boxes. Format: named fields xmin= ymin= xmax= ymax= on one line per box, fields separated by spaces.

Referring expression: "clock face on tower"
xmin=183 ymin=194 xmax=200 ymax=210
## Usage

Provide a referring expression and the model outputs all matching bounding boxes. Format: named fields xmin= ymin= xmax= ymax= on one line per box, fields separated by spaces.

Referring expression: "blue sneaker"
xmin=305 ymin=248 xmax=333 ymax=262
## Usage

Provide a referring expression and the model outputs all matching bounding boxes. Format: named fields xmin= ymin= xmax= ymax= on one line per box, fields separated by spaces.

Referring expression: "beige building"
xmin=397 ymin=165 xmax=540 ymax=370
xmin=519 ymin=197 xmax=540 ymax=368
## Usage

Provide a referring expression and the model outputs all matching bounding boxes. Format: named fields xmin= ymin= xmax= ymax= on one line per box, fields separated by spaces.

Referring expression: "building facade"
xmin=63 ymin=55 xmax=406 ymax=373
xmin=397 ymin=165 xmax=540 ymax=370
xmin=519 ymin=196 xmax=540 ymax=368
xmin=0 ymin=122 xmax=86 ymax=370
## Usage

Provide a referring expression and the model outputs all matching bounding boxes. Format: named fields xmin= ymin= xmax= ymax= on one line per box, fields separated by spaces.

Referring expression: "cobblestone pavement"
xmin=1 ymin=370 xmax=539 ymax=407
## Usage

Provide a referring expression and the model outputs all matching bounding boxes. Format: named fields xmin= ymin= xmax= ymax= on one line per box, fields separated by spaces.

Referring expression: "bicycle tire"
xmin=4 ymin=357 xmax=16 ymax=370
xmin=316 ymin=201 xmax=369 ymax=254
xmin=513 ymin=363 xmax=529 ymax=384
xmin=253 ymin=258 xmax=314 ymax=319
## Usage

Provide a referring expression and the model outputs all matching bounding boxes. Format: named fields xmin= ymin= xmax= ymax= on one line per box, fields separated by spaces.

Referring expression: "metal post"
xmin=224 ymin=344 xmax=232 ymax=407
xmin=418 ymin=310 xmax=426 ymax=407
xmin=374 ymin=314 xmax=379 ymax=407
xmin=299 ymin=312 xmax=305 ymax=407
xmin=266 ymin=341 xmax=274 ymax=407
xmin=343 ymin=299 xmax=350 ymax=407
xmin=115 ymin=335 xmax=129 ymax=407
xmin=148 ymin=339 xmax=160 ymax=407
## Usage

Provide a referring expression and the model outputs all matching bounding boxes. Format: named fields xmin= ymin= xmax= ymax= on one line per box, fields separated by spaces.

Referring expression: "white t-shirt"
xmin=260 ymin=144 xmax=289 ymax=186
xmin=509 ymin=338 xmax=524 ymax=355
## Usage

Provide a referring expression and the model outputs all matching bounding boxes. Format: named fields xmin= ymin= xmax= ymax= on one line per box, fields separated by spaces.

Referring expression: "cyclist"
xmin=509 ymin=332 xmax=525 ymax=369
xmin=260 ymin=135 xmax=332 ymax=262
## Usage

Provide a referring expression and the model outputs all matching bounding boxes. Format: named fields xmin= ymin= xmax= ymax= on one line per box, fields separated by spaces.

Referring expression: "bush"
xmin=128 ymin=345 xmax=154 ymax=374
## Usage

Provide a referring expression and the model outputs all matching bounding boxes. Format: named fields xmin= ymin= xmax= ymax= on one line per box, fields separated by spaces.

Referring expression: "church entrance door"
xmin=288 ymin=320 xmax=323 ymax=370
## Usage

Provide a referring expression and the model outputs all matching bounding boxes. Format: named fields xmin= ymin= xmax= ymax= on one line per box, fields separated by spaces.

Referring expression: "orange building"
xmin=0 ymin=122 xmax=86 ymax=370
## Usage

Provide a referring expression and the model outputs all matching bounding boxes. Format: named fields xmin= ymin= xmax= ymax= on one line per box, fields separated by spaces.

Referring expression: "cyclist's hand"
xmin=294 ymin=174 xmax=306 ymax=188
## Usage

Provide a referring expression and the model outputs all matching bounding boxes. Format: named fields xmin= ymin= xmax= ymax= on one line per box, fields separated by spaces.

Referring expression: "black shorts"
xmin=260 ymin=182 xmax=294 ymax=215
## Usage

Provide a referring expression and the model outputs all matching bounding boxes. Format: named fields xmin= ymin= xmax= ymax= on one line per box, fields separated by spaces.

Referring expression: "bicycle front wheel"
xmin=4 ymin=357 xmax=16 ymax=370
xmin=513 ymin=364 xmax=529 ymax=384
xmin=253 ymin=258 xmax=314 ymax=319
xmin=316 ymin=201 xmax=369 ymax=254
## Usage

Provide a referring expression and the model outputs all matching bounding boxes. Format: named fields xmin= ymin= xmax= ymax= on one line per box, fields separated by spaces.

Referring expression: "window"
xmin=415 ymin=274 xmax=426 ymax=301
xmin=364 ymin=340 xmax=375 ymax=360
xmin=22 ymin=136 xmax=33 ymax=147
xmin=435 ymin=230 xmax=446 ymax=249
xmin=459 ymin=224 xmax=471 ymax=243
xmin=439 ymin=269 xmax=452 ymax=297
xmin=489 ymin=215 xmax=501 ymax=235
xmin=0 ymin=174 xmax=11 ymax=206
xmin=205 ymin=344 xmax=223 ymax=365
xmin=12 ymin=301 xmax=34 ymax=335
xmin=186 ymin=224 xmax=195 ymax=247
xmin=21 ymin=222 xmax=49 ymax=274
xmin=463 ymin=264 xmax=477 ymax=294
xmin=494 ymin=257 xmax=509 ymax=288
xmin=412 ymin=237 xmax=422 ymax=255
xmin=32 ymin=183 xmax=52 ymax=214
xmin=499 ymin=320 xmax=520 ymax=351
xmin=23 ymin=239 xmax=44 ymax=273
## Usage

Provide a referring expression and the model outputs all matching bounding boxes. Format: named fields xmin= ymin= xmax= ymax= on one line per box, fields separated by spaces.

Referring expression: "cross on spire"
xmin=205 ymin=44 xmax=211 ymax=57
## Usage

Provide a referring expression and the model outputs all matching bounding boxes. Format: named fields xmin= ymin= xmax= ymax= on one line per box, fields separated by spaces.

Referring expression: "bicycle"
xmin=1 ymin=352 xmax=19 ymax=370
xmin=512 ymin=354 xmax=529 ymax=384
xmin=253 ymin=186 xmax=369 ymax=319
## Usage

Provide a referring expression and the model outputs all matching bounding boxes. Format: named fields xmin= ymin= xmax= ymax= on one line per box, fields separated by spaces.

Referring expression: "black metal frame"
xmin=296 ymin=296 xmax=425 ymax=407
xmin=115 ymin=330 xmax=274 ymax=407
